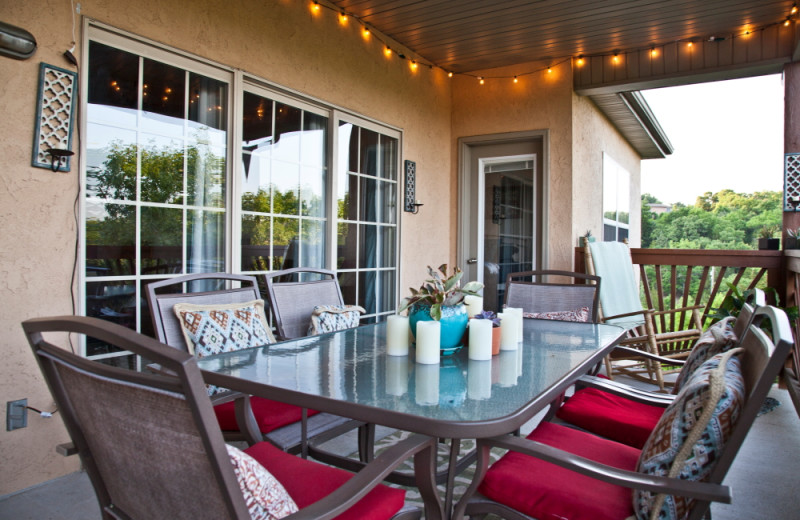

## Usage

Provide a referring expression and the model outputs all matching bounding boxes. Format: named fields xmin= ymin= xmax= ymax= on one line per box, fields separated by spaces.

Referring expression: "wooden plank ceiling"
xmin=329 ymin=0 xmax=795 ymax=74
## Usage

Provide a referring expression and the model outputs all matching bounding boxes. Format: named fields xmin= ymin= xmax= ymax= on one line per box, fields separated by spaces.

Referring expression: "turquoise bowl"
xmin=408 ymin=304 xmax=469 ymax=353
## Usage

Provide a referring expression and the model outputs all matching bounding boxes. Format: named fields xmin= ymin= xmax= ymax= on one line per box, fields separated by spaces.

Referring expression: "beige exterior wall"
xmin=571 ymin=94 xmax=642 ymax=248
xmin=0 ymin=1 xmax=643 ymax=495
xmin=0 ymin=0 xmax=452 ymax=495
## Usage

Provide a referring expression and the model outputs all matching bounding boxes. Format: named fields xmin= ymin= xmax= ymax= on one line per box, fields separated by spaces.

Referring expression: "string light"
xmin=339 ymin=12 xmax=348 ymax=24
xmin=547 ymin=67 xmax=552 ymax=74
xmin=410 ymin=60 xmax=418 ymax=71
xmin=612 ymin=52 xmax=620 ymax=64
xmin=576 ymin=55 xmax=584 ymax=66
xmin=362 ymin=26 xmax=370 ymax=38
xmin=478 ymin=77 xmax=484 ymax=85
xmin=448 ymin=71 xmax=453 ymax=78
xmin=650 ymin=47 xmax=657 ymax=57
xmin=311 ymin=1 xmax=320 ymax=14
xmin=785 ymin=17 xmax=792 ymax=27
xmin=513 ymin=76 xmax=518 ymax=83
xmin=793 ymin=3 xmax=798 ymax=15
xmin=384 ymin=46 xmax=392 ymax=58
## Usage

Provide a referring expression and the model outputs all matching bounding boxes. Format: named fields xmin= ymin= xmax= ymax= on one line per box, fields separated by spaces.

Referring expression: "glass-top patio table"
xmin=198 ymin=317 xmax=625 ymax=519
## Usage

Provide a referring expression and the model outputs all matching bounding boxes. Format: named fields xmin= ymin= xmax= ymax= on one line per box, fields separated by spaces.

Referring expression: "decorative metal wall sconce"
xmin=404 ymin=160 xmax=424 ymax=214
xmin=785 ymin=153 xmax=800 ymax=211
xmin=32 ymin=63 xmax=77 ymax=173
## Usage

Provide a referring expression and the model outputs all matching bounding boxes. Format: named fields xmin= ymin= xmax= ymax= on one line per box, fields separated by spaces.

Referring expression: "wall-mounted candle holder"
xmin=404 ymin=160 xmax=424 ymax=213
xmin=32 ymin=63 xmax=77 ymax=173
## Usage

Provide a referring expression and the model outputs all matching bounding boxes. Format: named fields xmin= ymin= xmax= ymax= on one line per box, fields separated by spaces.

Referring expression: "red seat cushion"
xmin=245 ymin=442 xmax=406 ymax=520
xmin=478 ymin=422 xmax=640 ymax=520
xmin=215 ymin=397 xmax=320 ymax=434
xmin=556 ymin=387 xmax=664 ymax=448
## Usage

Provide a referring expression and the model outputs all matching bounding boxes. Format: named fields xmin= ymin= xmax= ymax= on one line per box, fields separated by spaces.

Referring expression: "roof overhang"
xmin=589 ymin=91 xmax=674 ymax=159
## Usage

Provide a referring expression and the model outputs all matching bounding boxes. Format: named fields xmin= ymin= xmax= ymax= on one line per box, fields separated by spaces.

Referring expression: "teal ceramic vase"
xmin=408 ymin=303 xmax=469 ymax=353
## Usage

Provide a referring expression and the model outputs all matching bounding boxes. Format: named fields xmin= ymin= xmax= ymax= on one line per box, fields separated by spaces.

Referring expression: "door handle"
xmin=467 ymin=258 xmax=478 ymax=264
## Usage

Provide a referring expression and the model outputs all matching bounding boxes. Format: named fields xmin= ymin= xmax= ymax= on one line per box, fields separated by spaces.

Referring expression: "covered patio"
xmin=2 ymin=0 xmax=800 ymax=516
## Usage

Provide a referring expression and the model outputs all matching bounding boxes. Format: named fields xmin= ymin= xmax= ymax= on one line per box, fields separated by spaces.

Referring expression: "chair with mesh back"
xmin=505 ymin=270 xmax=601 ymax=322
xmin=146 ymin=272 xmax=358 ymax=454
xmin=22 ymin=316 xmax=438 ymax=520
xmin=263 ymin=267 xmax=348 ymax=341
xmin=454 ymin=304 xmax=793 ymax=520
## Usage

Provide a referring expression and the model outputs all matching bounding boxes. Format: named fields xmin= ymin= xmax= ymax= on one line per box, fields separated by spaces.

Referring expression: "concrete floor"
xmin=1 ymin=386 xmax=798 ymax=519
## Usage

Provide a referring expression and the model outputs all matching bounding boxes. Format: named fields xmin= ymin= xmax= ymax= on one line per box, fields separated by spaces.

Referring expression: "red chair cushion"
xmin=478 ymin=422 xmax=640 ymax=520
xmin=245 ymin=442 xmax=406 ymax=520
xmin=556 ymin=387 xmax=663 ymax=448
xmin=215 ymin=397 xmax=320 ymax=434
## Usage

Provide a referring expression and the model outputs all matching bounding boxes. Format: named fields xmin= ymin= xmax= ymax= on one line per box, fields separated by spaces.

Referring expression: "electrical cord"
xmin=25 ymin=405 xmax=58 ymax=418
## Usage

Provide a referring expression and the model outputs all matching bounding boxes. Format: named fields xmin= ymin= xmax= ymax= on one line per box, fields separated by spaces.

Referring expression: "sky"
xmin=640 ymin=73 xmax=784 ymax=206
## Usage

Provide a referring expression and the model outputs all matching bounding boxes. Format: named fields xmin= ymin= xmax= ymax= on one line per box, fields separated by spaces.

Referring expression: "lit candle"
xmin=468 ymin=319 xmax=493 ymax=360
xmin=463 ymin=295 xmax=483 ymax=318
xmin=498 ymin=312 xmax=518 ymax=350
xmin=385 ymin=356 xmax=408 ymax=396
xmin=415 ymin=320 xmax=441 ymax=364
xmin=386 ymin=315 xmax=410 ymax=356
xmin=415 ymin=363 xmax=440 ymax=405
xmin=506 ymin=307 xmax=524 ymax=343
xmin=467 ymin=359 xmax=492 ymax=400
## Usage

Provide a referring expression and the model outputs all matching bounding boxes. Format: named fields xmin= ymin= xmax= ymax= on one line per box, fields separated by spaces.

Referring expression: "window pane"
xmin=359 ymin=224 xmax=377 ymax=269
xmin=380 ymin=136 xmax=398 ymax=180
xmin=359 ymin=176 xmax=378 ymax=222
xmin=339 ymin=172 xmax=358 ymax=221
xmin=273 ymin=217 xmax=299 ymax=270
xmin=85 ymin=280 xmax=136 ymax=354
xmin=141 ymin=206 xmax=183 ymax=273
xmin=241 ymin=214 xmax=272 ymax=271
xmin=338 ymin=271 xmax=357 ymax=306
xmin=380 ymin=226 xmax=396 ymax=268
xmin=379 ymin=180 xmax=396 ymax=224
xmin=188 ymin=73 xmax=227 ymax=132
xmin=379 ymin=270 xmax=396 ymax=313
xmin=142 ymin=59 xmax=185 ymax=137
xmin=85 ymin=201 xmax=136 ymax=277
xmin=139 ymin=134 xmax=185 ymax=204
xmin=86 ymin=126 xmax=138 ymax=200
xmin=302 ymin=112 xmax=327 ymax=168
xmin=273 ymin=162 xmax=300 ymax=215
xmin=338 ymin=222 xmax=358 ymax=269
xmin=188 ymin=210 xmax=225 ymax=273
xmin=300 ymin=220 xmax=325 ymax=269
xmin=88 ymin=41 xmax=138 ymax=115
xmin=274 ymin=103 xmax=301 ymax=163
xmin=242 ymin=160 xmax=271 ymax=212
xmin=360 ymin=128 xmax=378 ymax=175
xmin=301 ymin=166 xmax=325 ymax=217
xmin=187 ymin=141 xmax=226 ymax=208
xmin=359 ymin=270 xmax=376 ymax=314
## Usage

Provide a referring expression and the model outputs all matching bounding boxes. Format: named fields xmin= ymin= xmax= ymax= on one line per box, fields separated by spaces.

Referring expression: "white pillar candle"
xmin=506 ymin=307 xmax=524 ymax=343
xmin=468 ymin=319 xmax=493 ymax=360
xmin=385 ymin=356 xmax=408 ymax=396
xmin=463 ymin=295 xmax=483 ymax=318
xmin=467 ymin=359 xmax=492 ymax=400
xmin=499 ymin=350 xmax=519 ymax=387
xmin=498 ymin=312 xmax=518 ymax=350
xmin=415 ymin=320 xmax=441 ymax=364
xmin=415 ymin=363 xmax=440 ymax=405
xmin=386 ymin=315 xmax=410 ymax=356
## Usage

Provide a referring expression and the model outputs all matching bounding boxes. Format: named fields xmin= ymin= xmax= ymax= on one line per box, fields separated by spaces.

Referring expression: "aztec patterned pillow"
xmin=307 ymin=304 xmax=366 ymax=336
xmin=173 ymin=300 xmax=276 ymax=395
xmin=634 ymin=348 xmax=745 ymax=520
xmin=672 ymin=316 xmax=737 ymax=393
xmin=226 ymin=444 xmax=298 ymax=520
xmin=523 ymin=306 xmax=591 ymax=323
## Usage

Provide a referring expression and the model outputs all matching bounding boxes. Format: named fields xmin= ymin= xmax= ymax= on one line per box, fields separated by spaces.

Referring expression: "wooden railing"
xmin=783 ymin=250 xmax=800 ymax=416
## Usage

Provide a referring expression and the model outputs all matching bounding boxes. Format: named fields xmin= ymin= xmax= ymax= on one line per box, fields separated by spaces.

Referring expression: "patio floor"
xmin=1 ymin=384 xmax=797 ymax=519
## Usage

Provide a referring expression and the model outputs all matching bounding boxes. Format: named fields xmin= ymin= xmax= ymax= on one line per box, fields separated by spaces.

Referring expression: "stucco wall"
xmin=572 ymin=94 xmax=642 ymax=247
xmin=451 ymin=60 xmax=576 ymax=270
xmin=0 ymin=0 xmax=452 ymax=494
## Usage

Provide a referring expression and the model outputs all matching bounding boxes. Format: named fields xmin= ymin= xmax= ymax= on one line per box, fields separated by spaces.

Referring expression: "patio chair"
xmin=21 ymin=316 xmax=438 ymax=520
xmin=504 ymin=270 xmax=600 ymax=322
xmin=454 ymin=304 xmax=793 ymax=520
xmin=146 ymin=273 xmax=358 ymax=454
xmin=263 ymin=267 xmax=352 ymax=340
xmin=555 ymin=296 xmax=760 ymax=448
xmin=585 ymin=241 xmax=704 ymax=391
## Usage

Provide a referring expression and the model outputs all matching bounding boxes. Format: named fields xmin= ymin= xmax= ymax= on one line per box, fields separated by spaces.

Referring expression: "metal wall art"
xmin=32 ymin=63 xmax=77 ymax=172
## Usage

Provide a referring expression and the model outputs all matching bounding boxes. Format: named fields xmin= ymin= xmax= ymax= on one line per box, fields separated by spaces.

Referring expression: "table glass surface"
xmin=197 ymin=319 xmax=623 ymax=426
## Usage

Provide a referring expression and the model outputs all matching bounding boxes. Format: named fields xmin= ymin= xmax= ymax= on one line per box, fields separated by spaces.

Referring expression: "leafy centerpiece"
xmin=399 ymin=264 xmax=484 ymax=353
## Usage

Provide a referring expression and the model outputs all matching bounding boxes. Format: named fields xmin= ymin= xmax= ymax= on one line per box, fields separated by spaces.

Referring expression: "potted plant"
xmin=757 ymin=225 xmax=780 ymax=250
xmin=473 ymin=310 xmax=502 ymax=355
xmin=399 ymin=264 xmax=484 ymax=351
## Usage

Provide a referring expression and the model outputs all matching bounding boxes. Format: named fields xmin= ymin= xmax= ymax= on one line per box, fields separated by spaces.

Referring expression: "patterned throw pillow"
xmin=173 ymin=300 xmax=276 ymax=395
xmin=634 ymin=348 xmax=745 ymax=520
xmin=522 ymin=307 xmax=591 ymax=323
xmin=307 ymin=304 xmax=366 ymax=336
xmin=226 ymin=444 xmax=298 ymax=520
xmin=672 ymin=317 xmax=737 ymax=392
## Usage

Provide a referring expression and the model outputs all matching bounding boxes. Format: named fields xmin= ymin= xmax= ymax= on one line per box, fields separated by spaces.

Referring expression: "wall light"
xmin=0 ymin=21 xmax=37 ymax=60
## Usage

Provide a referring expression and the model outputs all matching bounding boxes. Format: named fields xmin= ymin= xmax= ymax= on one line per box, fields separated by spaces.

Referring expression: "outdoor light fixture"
xmin=0 ymin=21 xmax=37 ymax=60
xmin=404 ymin=160 xmax=424 ymax=214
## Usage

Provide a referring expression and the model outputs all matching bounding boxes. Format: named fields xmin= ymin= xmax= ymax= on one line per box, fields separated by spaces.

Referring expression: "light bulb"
xmin=612 ymin=52 xmax=620 ymax=64
xmin=650 ymin=48 xmax=657 ymax=57
xmin=786 ymin=17 xmax=792 ymax=27
xmin=793 ymin=4 xmax=798 ymax=15
xmin=576 ymin=55 xmax=584 ymax=66
xmin=311 ymin=1 xmax=320 ymax=14
xmin=547 ymin=67 xmax=552 ymax=74
xmin=687 ymin=41 xmax=694 ymax=48
xmin=513 ymin=76 xmax=518 ymax=83
xmin=448 ymin=71 xmax=453 ymax=78
xmin=478 ymin=77 xmax=484 ymax=85
xmin=339 ymin=12 xmax=347 ymax=24
xmin=384 ymin=46 xmax=392 ymax=57
xmin=410 ymin=60 xmax=418 ymax=71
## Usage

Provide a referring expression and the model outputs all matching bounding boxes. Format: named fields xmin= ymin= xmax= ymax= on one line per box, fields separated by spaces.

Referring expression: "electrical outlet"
xmin=6 ymin=399 xmax=27 ymax=431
